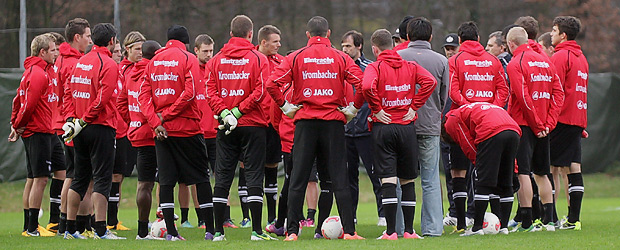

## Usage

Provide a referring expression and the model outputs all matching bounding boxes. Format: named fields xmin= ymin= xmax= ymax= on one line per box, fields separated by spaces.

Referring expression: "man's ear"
xmin=306 ymin=31 xmax=311 ymax=39
xmin=326 ymin=29 xmax=331 ymax=38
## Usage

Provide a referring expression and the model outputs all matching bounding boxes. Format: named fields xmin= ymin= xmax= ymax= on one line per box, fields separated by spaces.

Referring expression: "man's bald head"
xmin=142 ymin=40 xmax=161 ymax=60
xmin=507 ymin=27 xmax=528 ymax=47
xmin=307 ymin=16 xmax=329 ymax=37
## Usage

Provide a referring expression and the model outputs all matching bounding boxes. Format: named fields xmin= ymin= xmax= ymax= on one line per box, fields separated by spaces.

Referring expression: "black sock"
xmin=195 ymin=207 xmax=204 ymax=225
xmin=160 ymin=185 xmax=178 ymax=237
xmin=401 ymin=182 xmax=416 ymax=234
xmin=213 ymin=187 xmax=229 ymax=234
xmin=307 ymin=209 xmax=316 ymax=221
xmin=138 ymin=220 xmax=149 ymax=238
xmin=93 ymin=221 xmax=106 ymax=237
xmin=49 ymin=178 xmax=63 ymax=223
xmin=248 ymin=187 xmax=264 ymax=234
xmin=264 ymin=167 xmax=278 ymax=223
xmin=500 ymin=196 xmax=514 ymax=229
xmin=521 ymin=207 xmax=533 ymax=228
xmin=59 ymin=212 xmax=67 ymax=233
xmin=89 ymin=214 xmax=94 ymax=230
xmin=381 ymin=183 xmax=397 ymax=235
xmin=180 ymin=207 xmax=189 ymax=223
xmin=567 ymin=173 xmax=584 ymax=223
xmin=513 ymin=206 xmax=522 ymax=222
xmin=107 ymin=182 xmax=120 ymax=227
xmin=238 ymin=169 xmax=250 ymax=219
xmin=76 ymin=215 xmax=88 ymax=233
xmin=28 ymin=208 xmax=39 ymax=233
xmin=542 ymin=203 xmax=554 ymax=224
xmin=489 ymin=194 xmax=501 ymax=219
xmin=196 ymin=182 xmax=214 ymax=234
xmin=548 ymin=173 xmax=559 ymax=223
xmin=315 ymin=181 xmax=333 ymax=234
xmin=67 ymin=220 xmax=76 ymax=234
xmin=452 ymin=177 xmax=467 ymax=230
xmin=225 ymin=205 xmax=231 ymax=221
xmin=473 ymin=195 xmax=489 ymax=231
xmin=23 ymin=209 xmax=29 ymax=232
xmin=275 ymin=176 xmax=289 ymax=229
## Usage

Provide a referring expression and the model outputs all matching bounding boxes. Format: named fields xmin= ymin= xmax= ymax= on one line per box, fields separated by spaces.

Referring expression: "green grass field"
xmin=0 ymin=173 xmax=618 ymax=249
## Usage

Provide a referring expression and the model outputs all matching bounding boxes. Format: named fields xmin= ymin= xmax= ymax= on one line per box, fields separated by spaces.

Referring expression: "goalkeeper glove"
xmin=215 ymin=107 xmax=242 ymax=135
xmin=337 ymin=103 xmax=359 ymax=123
xmin=280 ymin=101 xmax=302 ymax=119
xmin=62 ymin=118 xmax=87 ymax=142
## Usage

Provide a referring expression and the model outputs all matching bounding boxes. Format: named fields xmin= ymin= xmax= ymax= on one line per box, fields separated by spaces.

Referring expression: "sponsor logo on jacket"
xmin=385 ymin=84 xmax=411 ymax=92
xmin=220 ymin=58 xmax=249 ymax=66
xmin=304 ymin=57 xmax=334 ymax=64
xmin=576 ymin=83 xmax=587 ymax=93
xmin=302 ymin=70 xmax=338 ymax=80
xmin=70 ymin=75 xmax=91 ymax=85
xmin=531 ymin=91 xmax=550 ymax=100
xmin=218 ymin=71 xmax=250 ymax=80
xmin=128 ymin=90 xmax=139 ymax=99
xmin=72 ymin=90 xmax=90 ymax=99
xmin=578 ymin=70 xmax=588 ymax=80
xmin=153 ymin=60 xmax=179 ymax=67
xmin=129 ymin=121 xmax=142 ymax=127
xmin=221 ymin=88 xmax=244 ymax=98
xmin=129 ymin=103 xmax=140 ymax=112
xmin=48 ymin=93 xmax=58 ymax=103
xmin=154 ymin=88 xmax=175 ymax=97
xmin=196 ymin=94 xmax=205 ymax=100
xmin=382 ymin=97 xmax=412 ymax=107
xmin=528 ymin=61 xmax=549 ymax=68
xmin=464 ymin=60 xmax=492 ymax=67
xmin=465 ymin=89 xmax=494 ymax=98
xmin=151 ymin=73 xmax=179 ymax=82
xmin=530 ymin=73 xmax=552 ymax=82
xmin=303 ymin=88 xmax=333 ymax=97
xmin=464 ymin=72 xmax=494 ymax=81
xmin=577 ymin=100 xmax=587 ymax=110
xmin=75 ymin=63 xmax=93 ymax=71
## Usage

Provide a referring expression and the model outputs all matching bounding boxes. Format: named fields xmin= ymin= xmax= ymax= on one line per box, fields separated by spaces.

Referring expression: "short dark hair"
xmin=371 ymin=29 xmax=393 ymax=51
xmin=91 ymin=23 xmax=116 ymax=47
xmin=194 ymin=34 xmax=214 ymax=49
xmin=341 ymin=30 xmax=364 ymax=49
xmin=538 ymin=32 xmax=552 ymax=48
xmin=515 ymin=16 xmax=539 ymax=40
xmin=65 ymin=18 xmax=90 ymax=43
xmin=258 ymin=25 xmax=281 ymax=44
xmin=399 ymin=15 xmax=414 ymax=40
xmin=231 ymin=15 xmax=253 ymax=38
xmin=49 ymin=32 xmax=65 ymax=45
xmin=553 ymin=16 xmax=581 ymax=41
xmin=488 ymin=31 xmax=503 ymax=46
xmin=407 ymin=17 xmax=432 ymax=42
xmin=307 ymin=16 xmax=329 ymax=37
xmin=458 ymin=21 xmax=479 ymax=42
xmin=142 ymin=40 xmax=161 ymax=60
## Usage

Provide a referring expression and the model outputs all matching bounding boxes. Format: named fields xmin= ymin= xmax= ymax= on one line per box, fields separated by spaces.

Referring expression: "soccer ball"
xmin=150 ymin=219 xmax=168 ymax=238
xmin=321 ymin=216 xmax=343 ymax=239
xmin=482 ymin=212 xmax=501 ymax=235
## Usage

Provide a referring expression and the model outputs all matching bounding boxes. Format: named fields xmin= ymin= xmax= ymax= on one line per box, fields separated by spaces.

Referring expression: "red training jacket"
xmin=205 ymin=37 xmax=269 ymax=127
xmin=115 ymin=59 xmax=134 ymax=139
xmin=197 ymin=63 xmax=217 ymax=139
xmin=529 ymin=39 xmax=547 ymax=57
xmin=118 ymin=58 xmax=155 ymax=147
xmin=55 ymin=42 xmax=83 ymax=134
xmin=506 ymin=44 xmax=564 ymax=134
xmin=11 ymin=56 xmax=53 ymax=137
xmin=66 ymin=45 xmax=118 ymax=129
xmin=267 ymin=36 xmax=364 ymax=123
xmin=271 ymin=81 xmax=295 ymax=153
xmin=393 ymin=41 xmax=409 ymax=51
xmin=445 ymin=102 xmax=522 ymax=163
xmin=551 ymin=40 xmax=588 ymax=128
xmin=362 ymin=49 xmax=436 ymax=125
xmin=449 ymin=40 xmax=509 ymax=109
xmin=138 ymin=40 xmax=202 ymax=137
xmin=258 ymin=48 xmax=285 ymax=126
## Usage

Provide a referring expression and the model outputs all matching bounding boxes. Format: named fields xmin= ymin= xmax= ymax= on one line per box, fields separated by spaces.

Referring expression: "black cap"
xmin=393 ymin=28 xmax=400 ymax=39
xmin=398 ymin=16 xmax=415 ymax=40
xmin=167 ymin=25 xmax=190 ymax=44
xmin=443 ymin=33 xmax=459 ymax=48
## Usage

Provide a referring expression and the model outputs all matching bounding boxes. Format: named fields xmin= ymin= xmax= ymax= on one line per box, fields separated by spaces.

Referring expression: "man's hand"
xmin=8 ymin=127 xmax=19 ymax=142
xmin=536 ymin=127 xmax=550 ymax=138
xmin=373 ymin=110 xmax=392 ymax=124
xmin=280 ymin=101 xmax=302 ymax=119
xmin=403 ymin=107 xmax=416 ymax=121
xmin=157 ymin=113 xmax=164 ymax=124
xmin=338 ymin=104 xmax=359 ymax=124
xmin=215 ymin=109 xmax=238 ymax=135
xmin=62 ymin=118 xmax=87 ymax=142
xmin=155 ymin=125 xmax=168 ymax=141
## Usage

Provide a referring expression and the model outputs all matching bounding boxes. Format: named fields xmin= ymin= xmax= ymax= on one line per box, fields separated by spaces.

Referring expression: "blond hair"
xmin=30 ymin=33 xmax=54 ymax=56
xmin=123 ymin=31 xmax=146 ymax=57
xmin=506 ymin=27 xmax=528 ymax=47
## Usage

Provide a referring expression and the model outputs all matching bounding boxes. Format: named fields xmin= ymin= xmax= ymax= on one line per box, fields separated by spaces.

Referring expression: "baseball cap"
xmin=443 ymin=33 xmax=459 ymax=48
xmin=393 ymin=28 xmax=400 ymax=39
xmin=167 ymin=25 xmax=190 ymax=44
xmin=398 ymin=16 xmax=415 ymax=40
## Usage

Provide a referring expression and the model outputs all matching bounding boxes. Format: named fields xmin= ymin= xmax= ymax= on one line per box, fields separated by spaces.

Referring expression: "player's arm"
xmin=266 ymin=56 xmax=293 ymax=107
xmin=82 ymin=63 xmax=118 ymax=123
xmin=439 ymin=61 xmax=450 ymax=112
xmin=361 ymin=64 xmax=382 ymax=113
xmin=10 ymin=88 xmax=21 ymax=127
xmin=205 ymin=60 xmax=227 ymax=115
xmin=551 ymin=52 xmax=568 ymax=91
xmin=448 ymin=60 xmax=470 ymax=107
xmin=62 ymin=67 xmax=77 ymax=120
xmin=492 ymin=61 xmax=510 ymax=107
xmin=138 ymin=66 xmax=162 ymax=129
xmin=344 ymin=58 xmax=365 ymax=109
xmin=238 ymin=58 xmax=268 ymax=114
xmin=411 ymin=63 xmax=437 ymax=110
xmin=14 ymin=73 xmax=48 ymax=128
xmin=161 ymin=58 xmax=197 ymax=121
xmin=445 ymin=114 xmax=477 ymax=163
xmin=117 ymin=80 xmax=130 ymax=123
xmin=546 ymin=70 xmax=565 ymax=131
xmin=506 ymin=63 xmax=545 ymax=133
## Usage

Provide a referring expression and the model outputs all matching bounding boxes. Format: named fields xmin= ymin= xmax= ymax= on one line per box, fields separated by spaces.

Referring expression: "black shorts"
xmin=308 ymin=163 xmax=318 ymax=182
xmin=50 ymin=135 xmax=66 ymax=172
xmin=71 ymin=125 xmax=116 ymax=198
xmin=550 ymin=123 xmax=582 ymax=167
xmin=516 ymin=126 xmax=550 ymax=176
xmin=214 ymin=126 xmax=266 ymax=190
xmin=136 ymin=146 xmax=157 ymax=182
xmin=63 ymin=142 xmax=76 ymax=179
xmin=474 ymin=130 xmax=520 ymax=189
xmin=265 ymin=125 xmax=282 ymax=165
xmin=205 ymin=138 xmax=216 ymax=174
xmin=22 ymin=133 xmax=54 ymax=178
xmin=372 ymin=123 xmax=418 ymax=179
xmin=113 ymin=136 xmax=134 ymax=177
xmin=156 ymin=134 xmax=209 ymax=186
xmin=449 ymin=142 xmax=472 ymax=171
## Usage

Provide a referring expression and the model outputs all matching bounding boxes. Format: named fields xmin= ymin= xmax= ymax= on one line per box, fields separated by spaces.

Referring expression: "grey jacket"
xmin=397 ymin=40 xmax=449 ymax=136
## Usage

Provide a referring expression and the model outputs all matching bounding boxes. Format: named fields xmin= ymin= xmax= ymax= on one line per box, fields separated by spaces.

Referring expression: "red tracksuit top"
xmin=197 ymin=63 xmax=217 ymax=139
xmin=267 ymin=36 xmax=365 ymax=123
xmin=362 ymin=49 xmax=436 ymax=125
xmin=139 ymin=40 xmax=202 ymax=137
xmin=54 ymin=43 xmax=83 ymax=134
xmin=551 ymin=40 xmax=588 ymax=128
xmin=529 ymin=39 xmax=547 ymax=57
xmin=66 ymin=45 xmax=118 ymax=129
xmin=47 ymin=60 xmax=60 ymax=134
xmin=449 ymin=40 xmax=509 ymax=109
xmin=259 ymin=50 xmax=285 ymax=126
xmin=445 ymin=102 xmax=522 ymax=163
xmin=118 ymin=58 xmax=155 ymax=147
xmin=115 ymin=59 xmax=134 ymax=139
xmin=205 ymin=37 xmax=269 ymax=127
xmin=271 ymin=81 xmax=295 ymax=153
xmin=507 ymin=44 xmax=564 ymax=134
xmin=393 ymin=41 xmax=410 ymax=51
xmin=11 ymin=56 xmax=53 ymax=137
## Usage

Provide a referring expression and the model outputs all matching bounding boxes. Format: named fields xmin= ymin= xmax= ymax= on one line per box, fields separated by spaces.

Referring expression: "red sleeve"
xmin=445 ymin=113 xmax=477 ymax=164
xmin=82 ymin=63 xmax=118 ymax=123
xmin=205 ymin=59 xmax=226 ymax=115
xmin=161 ymin=57 xmax=197 ymax=121
xmin=62 ymin=68 xmax=76 ymax=120
xmin=138 ymin=65 xmax=161 ymax=129
xmin=10 ymin=89 xmax=21 ymax=126
xmin=14 ymin=72 xmax=48 ymax=128
xmin=551 ymin=51 xmax=568 ymax=90
xmin=238 ymin=56 xmax=268 ymax=114
xmin=361 ymin=64 xmax=381 ymax=113
xmin=267 ymin=56 xmax=293 ymax=107
xmin=449 ymin=59 xmax=470 ymax=107
xmin=492 ymin=62 xmax=509 ymax=107
xmin=117 ymin=81 xmax=130 ymax=123
xmin=411 ymin=63 xmax=437 ymax=110
xmin=344 ymin=59 xmax=365 ymax=108
xmin=506 ymin=62 xmax=545 ymax=133
xmin=271 ymin=99 xmax=282 ymax=134
xmin=546 ymin=70 xmax=565 ymax=131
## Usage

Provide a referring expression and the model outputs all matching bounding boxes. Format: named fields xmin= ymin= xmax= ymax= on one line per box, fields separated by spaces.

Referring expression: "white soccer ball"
xmin=482 ymin=212 xmax=501 ymax=235
xmin=150 ymin=219 xmax=168 ymax=238
xmin=321 ymin=216 xmax=343 ymax=239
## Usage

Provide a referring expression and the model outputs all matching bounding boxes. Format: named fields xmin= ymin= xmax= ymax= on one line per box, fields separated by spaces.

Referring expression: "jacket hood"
xmin=459 ymin=40 xmax=485 ymax=56
xmin=119 ymin=58 xmax=134 ymax=69
xmin=528 ymin=39 xmax=544 ymax=54
xmin=377 ymin=49 xmax=403 ymax=68
xmin=59 ymin=42 xmax=82 ymax=58
xmin=554 ymin=40 xmax=583 ymax=57
xmin=220 ymin=37 xmax=255 ymax=58
xmin=24 ymin=56 xmax=47 ymax=69
xmin=130 ymin=58 xmax=149 ymax=82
